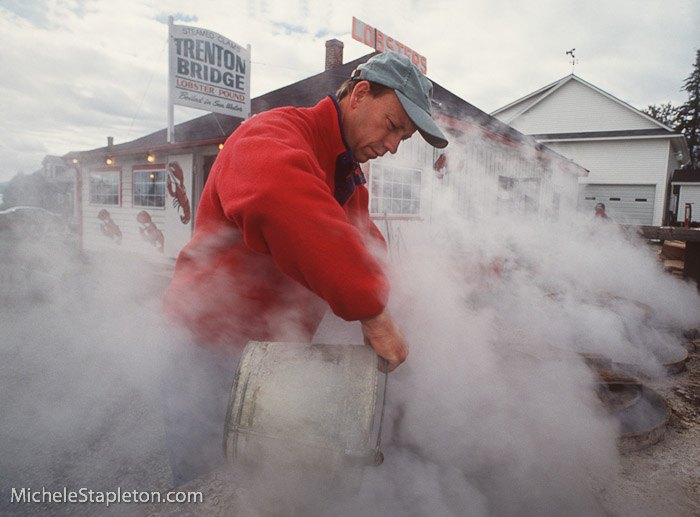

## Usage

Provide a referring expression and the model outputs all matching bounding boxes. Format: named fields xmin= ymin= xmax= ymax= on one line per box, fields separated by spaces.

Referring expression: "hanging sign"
xmin=351 ymin=16 xmax=427 ymax=74
xmin=168 ymin=20 xmax=251 ymax=119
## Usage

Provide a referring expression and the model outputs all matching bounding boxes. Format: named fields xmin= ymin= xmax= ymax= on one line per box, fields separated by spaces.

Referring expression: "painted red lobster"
xmin=167 ymin=161 xmax=191 ymax=224
xmin=137 ymin=210 xmax=164 ymax=253
xmin=97 ymin=209 xmax=122 ymax=244
xmin=433 ymin=153 xmax=448 ymax=179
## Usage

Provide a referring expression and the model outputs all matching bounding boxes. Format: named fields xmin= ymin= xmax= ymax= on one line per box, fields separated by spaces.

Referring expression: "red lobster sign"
xmin=433 ymin=152 xmax=448 ymax=179
xmin=167 ymin=161 xmax=191 ymax=224
xmin=97 ymin=209 xmax=122 ymax=244
xmin=137 ymin=210 xmax=164 ymax=253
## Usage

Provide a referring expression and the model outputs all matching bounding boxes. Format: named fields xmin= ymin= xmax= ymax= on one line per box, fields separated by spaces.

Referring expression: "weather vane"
xmin=566 ymin=48 xmax=579 ymax=74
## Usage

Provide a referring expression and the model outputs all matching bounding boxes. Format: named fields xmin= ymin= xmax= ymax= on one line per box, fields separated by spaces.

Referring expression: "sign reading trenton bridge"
xmin=168 ymin=21 xmax=251 ymax=119
xmin=351 ymin=17 xmax=427 ymax=74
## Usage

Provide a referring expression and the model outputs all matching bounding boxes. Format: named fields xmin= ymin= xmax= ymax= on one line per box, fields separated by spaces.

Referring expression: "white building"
xmin=491 ymin=75 xmax=691 ymax=226
xmin=38 ymin=155 xmax=77 ymax=216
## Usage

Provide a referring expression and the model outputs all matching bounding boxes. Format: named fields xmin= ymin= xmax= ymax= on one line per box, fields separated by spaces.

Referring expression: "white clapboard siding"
xmin=81 ymin=162 xmax=169 ymax=258
xmin=367 ymin=126 xmax=581 ymax=257
xmin=545 ymin=139 xmax=670 ymax=183
xmin=508 ymin=79 xmax=659 ymax=135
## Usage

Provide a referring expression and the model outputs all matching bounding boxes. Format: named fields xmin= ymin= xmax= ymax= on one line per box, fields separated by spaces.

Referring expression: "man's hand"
xmin=361 ymin=310 xmax=408 ymax=372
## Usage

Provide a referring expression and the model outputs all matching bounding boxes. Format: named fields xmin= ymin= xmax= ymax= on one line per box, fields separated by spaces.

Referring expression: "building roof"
xmin=42 ymin=155 xmax=67 ymax=165
xmin=65 ymin=51 xmax=583 ymax=173
xmin=672 ymin=168 xmax=700 ymax=183
xmin=532 ymin=128 xmax=683 ymax=140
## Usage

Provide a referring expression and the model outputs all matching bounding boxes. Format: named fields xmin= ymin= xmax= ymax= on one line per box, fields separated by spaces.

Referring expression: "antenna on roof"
xmin=565 ymin=48 xmax=579 ymax=74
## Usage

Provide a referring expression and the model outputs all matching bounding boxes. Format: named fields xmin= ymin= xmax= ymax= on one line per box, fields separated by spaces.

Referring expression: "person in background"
xmin=160 ymin=51 xmax=448 ymax=486
xmin=594 ymin=202 xmax=612 ymax=221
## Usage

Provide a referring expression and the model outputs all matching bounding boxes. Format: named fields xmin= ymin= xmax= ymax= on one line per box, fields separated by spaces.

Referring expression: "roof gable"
xmin=491 ymin=75 xmax=673 ymax=135
xmin=489 ymin=77 xmax=564 ymax=123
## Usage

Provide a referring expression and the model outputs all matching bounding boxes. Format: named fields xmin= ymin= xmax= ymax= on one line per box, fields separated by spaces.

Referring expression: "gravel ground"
xmin=597 ymin=341 xmax=700 ymax=516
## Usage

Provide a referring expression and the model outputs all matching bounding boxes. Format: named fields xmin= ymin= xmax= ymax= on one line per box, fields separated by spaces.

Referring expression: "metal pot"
xmin=223 ymin=341 xmax=386 ymax=480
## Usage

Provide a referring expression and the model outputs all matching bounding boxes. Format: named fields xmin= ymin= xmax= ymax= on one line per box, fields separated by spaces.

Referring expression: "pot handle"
xmin=373 ymin=367 xmax=388 ymax=466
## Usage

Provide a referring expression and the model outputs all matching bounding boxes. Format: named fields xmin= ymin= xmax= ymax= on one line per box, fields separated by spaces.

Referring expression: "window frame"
xmin=89 ymin=167 xmax=122 ymax=206
xmin=369 ymin=163 xmax=423 ymax=218
xmin=497 ymin=174 xmax=541 ymax=214
xmin=132 ymin=165 xmax=167 ymax=209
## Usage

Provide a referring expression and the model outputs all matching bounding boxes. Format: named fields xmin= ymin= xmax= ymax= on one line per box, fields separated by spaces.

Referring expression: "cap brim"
xmin=395 ymin=90 xmax=448 ymax=149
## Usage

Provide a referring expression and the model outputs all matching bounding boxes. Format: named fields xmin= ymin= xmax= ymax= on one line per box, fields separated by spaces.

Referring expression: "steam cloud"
xmin=1 ymin=134 xmax=698 ymax=516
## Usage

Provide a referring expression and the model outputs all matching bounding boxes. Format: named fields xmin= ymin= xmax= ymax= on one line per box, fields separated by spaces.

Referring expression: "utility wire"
xmin=124 ymin=37 xmax=169 ymax=141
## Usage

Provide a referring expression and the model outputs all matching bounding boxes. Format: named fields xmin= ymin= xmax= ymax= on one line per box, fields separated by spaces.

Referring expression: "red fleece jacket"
xmin=163 ymin=96 xmax=389 ymax=348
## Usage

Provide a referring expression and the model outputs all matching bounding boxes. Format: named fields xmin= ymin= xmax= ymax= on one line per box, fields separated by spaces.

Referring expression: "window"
xmin=370 ymin=165 xmax=421 ymax=216
xmin=133 ymin=168 xmax=166 ymax=208
xmin=89 ymin=170 xmax=120 ymax=205
xmin=50 ymin=164 xmax=67 ymax=178
xmin=498 ymin=175 xmax=541 ymax=213
xmin=498 ymin=176 xmax=515 ymax=201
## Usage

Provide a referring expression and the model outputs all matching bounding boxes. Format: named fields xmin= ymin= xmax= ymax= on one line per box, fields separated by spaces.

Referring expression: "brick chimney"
xmin=325 ymin=39 xmax=344 ymax=70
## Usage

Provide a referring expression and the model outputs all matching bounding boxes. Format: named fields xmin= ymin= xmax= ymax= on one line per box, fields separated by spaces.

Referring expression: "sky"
xmin=0 ymin=0 xmax=698 ymax=183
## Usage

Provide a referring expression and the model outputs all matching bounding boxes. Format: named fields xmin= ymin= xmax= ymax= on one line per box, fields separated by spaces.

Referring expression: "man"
xmin=161 ymin=51 xmax=448 ymax=485
xmin=594 ymin=202 xmax=612 ymax=221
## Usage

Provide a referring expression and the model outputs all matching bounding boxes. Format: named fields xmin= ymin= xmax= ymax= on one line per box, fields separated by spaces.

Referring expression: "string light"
xmin=147 ymin=153 xmax=156 ymax=163
xmin=105 ymin=157 xmax=114 ymax=165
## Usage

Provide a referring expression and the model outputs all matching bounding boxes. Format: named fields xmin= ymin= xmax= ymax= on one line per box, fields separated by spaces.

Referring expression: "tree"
xmin=643 ymin=102 xmax=682 ymax=129
xmin=644 ymin=49 xmax=700 ymax=168
xmin=677 ymin=49 xmax=700 ymax=167
xmin=0 ymin=171 xmax=50 ymax=209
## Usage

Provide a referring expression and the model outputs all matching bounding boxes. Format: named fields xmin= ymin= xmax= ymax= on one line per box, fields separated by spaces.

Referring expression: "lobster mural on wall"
xmin=137 ymin=210 xmax=164 ymax=253
xmin=434 ymin=152 xmax=448 ymax=179
xmin=167 ymin=161 xmax=191 ymax=224
xmin=97 ymin=209 xmax=122 ymax=244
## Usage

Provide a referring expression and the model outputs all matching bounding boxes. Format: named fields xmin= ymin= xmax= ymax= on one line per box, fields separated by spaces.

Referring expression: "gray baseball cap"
xmin=352 ymin=52 xmax=448 ymax=149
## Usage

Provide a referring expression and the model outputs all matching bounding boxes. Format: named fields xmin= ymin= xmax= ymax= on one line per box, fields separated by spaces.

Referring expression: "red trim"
xmin=132 ymin=163 xmax=167 ymax=170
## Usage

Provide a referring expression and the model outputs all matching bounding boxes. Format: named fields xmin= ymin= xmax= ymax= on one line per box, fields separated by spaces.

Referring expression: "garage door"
xmin=578 ymin=184 xmax=655 ymax=225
